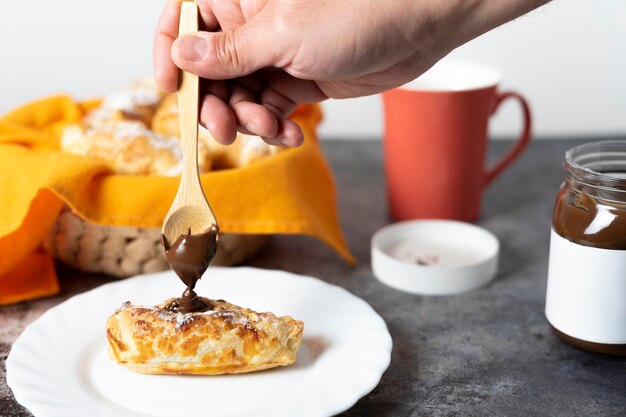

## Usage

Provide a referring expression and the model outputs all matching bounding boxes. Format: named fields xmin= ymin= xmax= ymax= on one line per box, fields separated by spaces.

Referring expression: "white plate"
xmin=7 ymin=267 xmax=392 ymax=417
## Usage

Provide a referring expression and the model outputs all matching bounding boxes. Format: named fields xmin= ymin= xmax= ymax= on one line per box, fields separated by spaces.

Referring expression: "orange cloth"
xmin=0 ymin=96 xmax=354 ymax=304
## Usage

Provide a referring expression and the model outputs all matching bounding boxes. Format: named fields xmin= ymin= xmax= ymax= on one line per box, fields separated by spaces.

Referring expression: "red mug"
xmin=382 ymin=60 xmax=532 ymax=222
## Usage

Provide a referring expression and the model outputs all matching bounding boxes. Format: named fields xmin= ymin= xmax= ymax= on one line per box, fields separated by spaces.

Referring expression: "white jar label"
xmin=546 ymin=229 xmax=626 ymax=344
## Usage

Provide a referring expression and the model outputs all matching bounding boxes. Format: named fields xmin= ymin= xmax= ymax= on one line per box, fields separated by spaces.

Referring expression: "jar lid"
xmin=371 ymin=220 xmax=499 ymax=295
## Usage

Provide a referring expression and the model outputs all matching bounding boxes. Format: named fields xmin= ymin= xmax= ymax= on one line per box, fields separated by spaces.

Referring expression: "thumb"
xmin=172 ymin=26 xmax=276 ymax=79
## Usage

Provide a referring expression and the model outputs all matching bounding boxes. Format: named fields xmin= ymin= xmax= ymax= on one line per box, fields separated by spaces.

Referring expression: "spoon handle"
xmin=177 ymin=2 xmax=205 ymax=206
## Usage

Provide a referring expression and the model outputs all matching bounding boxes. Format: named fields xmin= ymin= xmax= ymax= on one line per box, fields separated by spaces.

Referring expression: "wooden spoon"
xmin=162 ymin=1 xmax=217 ymax=244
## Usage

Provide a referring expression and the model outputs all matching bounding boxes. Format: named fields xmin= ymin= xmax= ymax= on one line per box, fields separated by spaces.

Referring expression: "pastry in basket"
xmin=61 ymin=80 xmax=211 ymax=175
xmin=87 ymin=77 xmax=165 ymax=127
xmin=62 ymin=121 xmax=198 ymax=176
xmin=106 ymin=298 xmax=304 ymax=375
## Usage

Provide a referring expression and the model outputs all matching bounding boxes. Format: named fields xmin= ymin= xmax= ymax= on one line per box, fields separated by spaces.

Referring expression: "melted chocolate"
xmin=162 ymin=225 xmax=219 ymax=313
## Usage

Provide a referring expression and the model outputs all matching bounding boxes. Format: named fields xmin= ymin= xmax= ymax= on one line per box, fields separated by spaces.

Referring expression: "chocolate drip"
xmin=162 ymin=225 xmax=219 ymax=313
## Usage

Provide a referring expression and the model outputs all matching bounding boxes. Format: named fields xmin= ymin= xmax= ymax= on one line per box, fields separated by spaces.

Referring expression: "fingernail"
xmin=279 ymin=139 xmax=290 ymax=147
xmin=178 ymin=36 xmax=208 ymax=62
xmin=245 ymin=122 xmax=258 ymax=134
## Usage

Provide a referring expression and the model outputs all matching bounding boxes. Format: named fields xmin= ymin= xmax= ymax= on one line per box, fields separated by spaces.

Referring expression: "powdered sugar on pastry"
xmin=61 ymin=82 xmax=216 ymax=176
xmin=60 ymin=81 xmax=284 ymax=176
xmin=101 ymin=78 xmax=164 ymax=115
xmin=61 ymin=120 xmax=191 ymax=176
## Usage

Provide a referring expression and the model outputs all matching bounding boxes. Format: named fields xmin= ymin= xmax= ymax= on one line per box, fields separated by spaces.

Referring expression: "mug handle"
xmin=483 ymin=91 xmax=532 ymax=187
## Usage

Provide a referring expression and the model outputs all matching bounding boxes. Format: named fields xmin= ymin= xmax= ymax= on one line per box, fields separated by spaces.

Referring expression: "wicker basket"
xmin=44 ymin=207 xmax=268 ymax=277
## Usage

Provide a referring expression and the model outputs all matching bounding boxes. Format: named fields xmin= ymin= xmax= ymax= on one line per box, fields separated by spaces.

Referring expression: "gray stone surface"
xmin=1 ymin=139 xmax=625 ymax=417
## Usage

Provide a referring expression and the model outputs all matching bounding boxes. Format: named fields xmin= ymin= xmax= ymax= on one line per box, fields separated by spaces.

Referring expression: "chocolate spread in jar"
xmin=549 ymin=172 xmax=626 ymax=356
xmin=162 ymin=224 xmax=219 ymax=313
xmin=553 ymin=189 xmax=626 ymax=250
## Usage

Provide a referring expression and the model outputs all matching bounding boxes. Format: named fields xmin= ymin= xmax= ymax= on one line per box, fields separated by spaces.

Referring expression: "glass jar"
xmin=546 ymin=140 xmax=626 ymax=356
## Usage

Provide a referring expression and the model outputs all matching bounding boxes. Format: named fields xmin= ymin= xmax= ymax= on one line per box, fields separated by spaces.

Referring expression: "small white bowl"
xmin=371 ymin=220 xmax=499 ymax=295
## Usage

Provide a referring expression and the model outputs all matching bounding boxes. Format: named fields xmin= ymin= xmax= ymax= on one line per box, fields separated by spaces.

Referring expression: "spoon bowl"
xmin=162 ymin=205 xmax=216 ymax=247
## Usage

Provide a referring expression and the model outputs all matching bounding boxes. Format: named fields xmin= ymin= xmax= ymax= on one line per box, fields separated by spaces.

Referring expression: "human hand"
xmin=154 ymin=0 xmax=549 ymax=146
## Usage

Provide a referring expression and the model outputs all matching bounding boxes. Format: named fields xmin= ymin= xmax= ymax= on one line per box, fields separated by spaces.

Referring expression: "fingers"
xmin=155 ymin=0 xmax=223 ymax=92
xmin=229 ymin=85 xmax=279 ymax=138
xmin=154 ymin=0 xmax=183 ymax=93
xmin=195 ymin=1 xmax=219 ymax=31
xmin=259 ymin=88 xmax=297 ymax=118
xmin=199 ymin=99 xmax=302 ymax=147
xmin=201 ymin=0 xmax=246 ymax=31
xmin=200 ymin=94 xmax=238 ymax=145
xmin=157 ymin=0 xmax=303 ymax=147
xmin=199 ymin=0 xmax=268 ymax=30
xmin=172 ymin=26 xmax=276 ymax=80
xmin=198 ymin=81 xmax=304 ymax=147
xmin=269 ymin=118 xmax=304 ymax=147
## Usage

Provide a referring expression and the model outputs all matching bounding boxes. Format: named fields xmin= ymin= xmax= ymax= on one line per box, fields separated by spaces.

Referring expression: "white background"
xmin=1 ymin=0 xmax=625 ymax=140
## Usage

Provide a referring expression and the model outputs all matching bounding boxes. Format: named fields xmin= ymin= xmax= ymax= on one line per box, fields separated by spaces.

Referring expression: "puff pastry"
xmin=93 ymin=77 xmax=164 ymax=126
xmin=61 ymin=79 xmax=212 ymax=176
xmin=106 ymin=298 xmax=304 ymax=375
xmin=62 ymin=121 xmax=191 ymax=176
